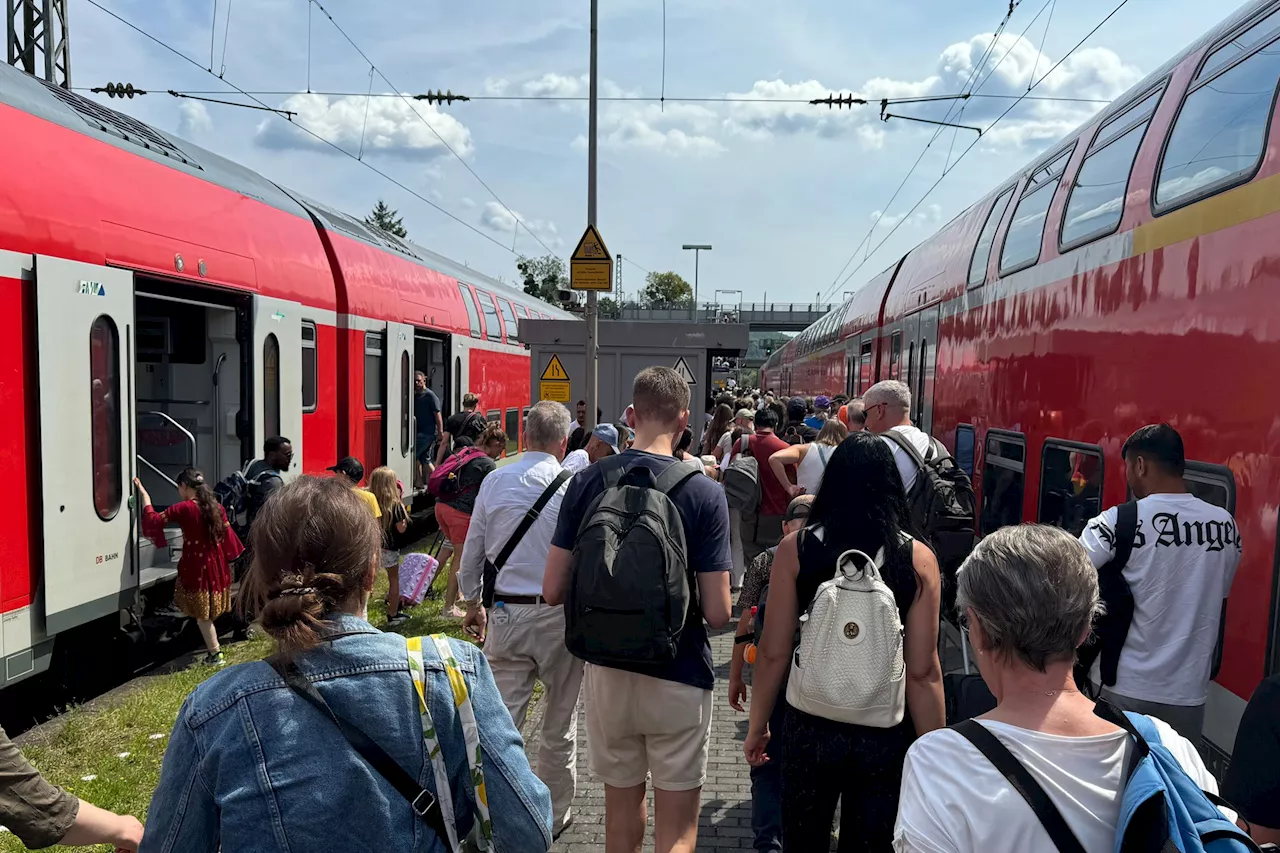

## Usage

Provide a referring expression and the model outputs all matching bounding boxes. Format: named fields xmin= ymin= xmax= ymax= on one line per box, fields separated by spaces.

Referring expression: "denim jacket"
xmin=140 ymin=615 xmax=552 ymax=852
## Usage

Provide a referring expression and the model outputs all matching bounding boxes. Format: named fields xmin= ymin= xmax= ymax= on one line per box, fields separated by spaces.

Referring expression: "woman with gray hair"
xmin=894 ymin=524 xmax=1226 ymax=852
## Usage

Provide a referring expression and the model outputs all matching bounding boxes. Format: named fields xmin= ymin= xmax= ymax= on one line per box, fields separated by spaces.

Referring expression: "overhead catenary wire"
xmin=1031 ymin=0 xmax=1058 ymax=90
xmin=79 ymin=0 xmax=552 ymax=261
xmin=826 ymin=0 xmax=1136 ymax=301
xmin=218 ymin=0 xmax=232 ymax=78
xmin=305 ymin=0 xmax=562 ymax=262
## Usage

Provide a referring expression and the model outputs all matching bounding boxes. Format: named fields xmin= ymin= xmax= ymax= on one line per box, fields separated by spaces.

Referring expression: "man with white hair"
xmin=460 ymin=400 xmax=581 ymax=838
xmin=863 ymin=379 xmax=932 ymax=492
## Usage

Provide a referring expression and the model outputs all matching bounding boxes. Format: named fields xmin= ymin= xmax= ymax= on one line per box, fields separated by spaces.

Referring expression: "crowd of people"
xmin=1 ymin=374 xmax=1278 ymax=853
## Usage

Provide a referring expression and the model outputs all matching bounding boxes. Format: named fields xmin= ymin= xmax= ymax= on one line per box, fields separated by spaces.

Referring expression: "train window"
xmin=1200 ymin=6 xmax=1280 ymax=80
xmin=505 ymin=409 xmax=519 ymax=456
xmin=955 ymin=424 xmax=975 ymax=477
xmin=400 ymin=352 xmax=411 ymax=457
xmin=497 ymin=298 xmax=519 ymax=342
xmin=1038 ymin=441 xmax=1104 ymax=537
xmin=1000 ymin=147 xmax=1074 ymax=276
xmin=486 ymin=409 xmax=500 ymax=424
xmin=907 ymin=341 xmax=916 ymax=396
xmin=859 ymin=340 xmax=873 ymax=394
xmin=476 ymin=291 xmax=503 ymax=342
xmin=457 ymin=283 xmax=481 ymax=339
xmin=1183 ymin=461 xmax=1236 ymax=513
xmin=301 ymin=321 xmax=318 ymax=413
xmin=364 ymin=332 xmax=383 ymax=410
xmin=89 ymin=315 xmax=122 ymax=521
xmin=454 ymin=357 xmax=461 ymax=411
xmin=1061 ymin=87 xmax=1163 ymax=249
xmin=968 ymin=186 xmax=1015 ymax=288
xmin=981 ymin=430 xmax=1026 ymax=535
xmin=890 ymin=332 xmax=902 ymax=380
xmin=915 ymin=339 xmax=929 ymax=425
xmin=515 ymin=304 xmax=529 ymax=319
xmin=521 ymin=407 xmax=531 ymax=451
xmin=1156 ymin=28 xmax=1280 ymax=210
xmin=264 ymin=334 xmax=281 ymax=439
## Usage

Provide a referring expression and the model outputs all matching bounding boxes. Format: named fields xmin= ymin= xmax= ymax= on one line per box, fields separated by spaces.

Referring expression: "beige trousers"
xmin=484 ymin=602 xmax=584 ymax=830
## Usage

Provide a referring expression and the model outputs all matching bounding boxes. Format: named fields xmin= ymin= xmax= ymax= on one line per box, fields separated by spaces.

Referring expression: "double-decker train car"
xmin=0 ymin=61 xmax=573 ymax=691
xmin=763 ymin=0 xmax=1280 ymax=773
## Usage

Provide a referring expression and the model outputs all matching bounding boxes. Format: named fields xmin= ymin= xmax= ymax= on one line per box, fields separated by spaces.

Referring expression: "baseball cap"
xmin=327 ymin=456 xmax=364 ymax=481
xmin=785 ymin=494 xmax=815 ymax=523
xmin=591 ymin=423 xmax=621 ymax=454
xmin=787 ymin=396 xmax=807 ymax=419
xmin=815 ymin=395 xmax=832 ymax=410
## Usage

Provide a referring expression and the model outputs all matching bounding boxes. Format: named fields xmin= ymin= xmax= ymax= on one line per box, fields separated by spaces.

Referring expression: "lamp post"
xmin=682 ymin=244 xmax=712 ymax=317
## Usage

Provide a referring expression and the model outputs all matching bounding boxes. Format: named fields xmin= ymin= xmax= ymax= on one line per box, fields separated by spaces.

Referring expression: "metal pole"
xmin=584 ymin=0 xmax=599 ymax=431
xmin=694 ymin=249 xmax=700 ymax=318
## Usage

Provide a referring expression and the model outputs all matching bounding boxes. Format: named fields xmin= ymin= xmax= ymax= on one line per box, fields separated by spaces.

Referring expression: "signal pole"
xmin=584 ymin=0 xmax=599 ymax=431
xmin=6 ymin=0 xmax=71 ymax=87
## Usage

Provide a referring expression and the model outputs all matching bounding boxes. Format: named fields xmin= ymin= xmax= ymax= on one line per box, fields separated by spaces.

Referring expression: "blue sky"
xmin=76 ymin=0 xmax=1235 ymax=304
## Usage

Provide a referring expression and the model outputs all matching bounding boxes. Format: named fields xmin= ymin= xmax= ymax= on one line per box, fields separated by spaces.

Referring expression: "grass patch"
xmin=0 ymin=540 xmax=468 ymax=852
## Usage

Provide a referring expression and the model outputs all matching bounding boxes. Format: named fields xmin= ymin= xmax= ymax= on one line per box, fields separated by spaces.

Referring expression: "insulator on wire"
xmin=92 ymin=82 xmax=146 ymax=98
xmin=414 ymin=89 xmax=471 ymax=105
xmin=809 ymin=93 xmax=864 ymax=110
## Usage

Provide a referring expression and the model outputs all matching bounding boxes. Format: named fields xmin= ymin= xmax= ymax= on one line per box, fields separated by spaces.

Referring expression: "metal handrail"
xmin=137 ymin=454 xmax=180 ymax=491
xmin=138 ymin=410 xmax=197 ymax=468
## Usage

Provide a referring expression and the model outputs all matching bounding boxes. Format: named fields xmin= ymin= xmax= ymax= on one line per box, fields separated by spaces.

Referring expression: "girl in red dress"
xmin=134 ymin=468 xmax=244 ymax=665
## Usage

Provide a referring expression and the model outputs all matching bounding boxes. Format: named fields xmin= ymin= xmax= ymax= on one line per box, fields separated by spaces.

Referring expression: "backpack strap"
xmin=1111 ymin=501 xmax=1139 ymax=570
xmin=952 ymin=720 xmax=1088 ymax=853
xmin=598 ymin=454 xmax=629 ymax=489
xmin=268 ymin=654 xmax=457 ymax=848
xmin=655 ymin=459 xmax=704 ymax=495
xmin=880 ymin=429 xmax=930 ymax=472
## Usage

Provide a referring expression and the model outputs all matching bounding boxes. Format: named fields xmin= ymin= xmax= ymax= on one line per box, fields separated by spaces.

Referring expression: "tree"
xmin=599 ymin=296 xmax=621 ymax=319
xmin=516 ymin=254 xmax=566 ymax=303
xmin=365 ymin=198 xmax=407 ymax=238
xmin=640 ymin=271 xmax=693 ymax=307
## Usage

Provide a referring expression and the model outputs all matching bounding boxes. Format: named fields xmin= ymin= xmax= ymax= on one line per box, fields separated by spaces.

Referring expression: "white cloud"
xmin=483 ymin=77 xmax=510 ymax=96
xmin=870 ymin=203 xmax=943 ymax=229
xmin=176 ymin=100 xmax=212 ymax=136
xmin=459 ymin=197 xmax=476 ymax=209
xmin=479 ymin=201 xmax=563 ymax=249
xmin=255 ymin=93 xmax=473 ymax=160
xmin=723 ymin=77 xmax=939 ymax=142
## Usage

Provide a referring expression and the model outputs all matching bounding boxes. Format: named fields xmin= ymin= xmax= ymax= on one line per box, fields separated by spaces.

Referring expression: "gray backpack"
xmin=722 ymin=435 xmax=760 ymax=513
xmin=565 ymin=458 xmax=702 ymax=666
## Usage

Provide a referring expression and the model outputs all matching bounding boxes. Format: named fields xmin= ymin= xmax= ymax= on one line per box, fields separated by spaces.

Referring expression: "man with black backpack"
xmin=864 ymin=380 xmax=976 ymax=613
xmin=543 ymin=366 xmax=733 ymax=853
xmin=434 ymin=392 xmax=486 ymax=465
xmin=230 ymin=436 xmax=291 ymax=534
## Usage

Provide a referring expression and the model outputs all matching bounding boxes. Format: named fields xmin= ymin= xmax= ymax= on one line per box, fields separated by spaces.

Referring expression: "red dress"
xmin=142 ymin=501 xmax=244 ymax=621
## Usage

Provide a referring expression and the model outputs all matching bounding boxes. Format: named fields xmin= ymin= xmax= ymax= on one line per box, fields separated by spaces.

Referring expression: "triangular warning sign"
xmin=572 ymin=224 xmax=611 ymax=262
xmin=673 ymin=356 xmax=696 ymax=384
xmin=541 ymin=354 xmax=570 ymax=381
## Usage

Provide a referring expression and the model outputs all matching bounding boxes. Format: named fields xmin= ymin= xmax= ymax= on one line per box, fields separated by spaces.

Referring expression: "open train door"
xmin=384 ymin=321 xmax=415 ymax=488
xmin=253 ymin=296 xmax=303 ymax=476
xmin=34 ymin=256 xmax=137 ymax=634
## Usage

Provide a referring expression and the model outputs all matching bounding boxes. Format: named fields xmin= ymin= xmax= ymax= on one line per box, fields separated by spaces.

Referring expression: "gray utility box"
xmin=521 ymin=320 xmax=749 ymax=430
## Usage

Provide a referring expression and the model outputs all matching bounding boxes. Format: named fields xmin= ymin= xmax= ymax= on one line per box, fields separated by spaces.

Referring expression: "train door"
xmin=253 ymin=296 xmax=304 ymax=474
xmin=911 ymin=306 xmax=939 ymax=433
xmin=384 ymin=322 xmax=414 ymax=488
xmin=35 ymin=257 xmax=138 ymax=634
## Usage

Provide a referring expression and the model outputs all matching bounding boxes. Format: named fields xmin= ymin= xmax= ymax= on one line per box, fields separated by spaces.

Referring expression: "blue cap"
xmin=591 ymin=423 xmax=621 ymax=454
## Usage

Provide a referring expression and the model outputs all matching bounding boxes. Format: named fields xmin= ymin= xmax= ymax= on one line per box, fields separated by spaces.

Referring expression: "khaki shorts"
xmin=583 ymin=663 xmax=713 ymax=792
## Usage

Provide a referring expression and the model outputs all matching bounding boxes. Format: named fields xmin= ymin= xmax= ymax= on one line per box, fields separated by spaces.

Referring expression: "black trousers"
xmin=780 ymin=703 xmax=916 ymax=852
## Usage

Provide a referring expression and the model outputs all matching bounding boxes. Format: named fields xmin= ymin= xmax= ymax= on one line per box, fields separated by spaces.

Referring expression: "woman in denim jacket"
xmin=140 ymin=476 xmax=552 ymax=853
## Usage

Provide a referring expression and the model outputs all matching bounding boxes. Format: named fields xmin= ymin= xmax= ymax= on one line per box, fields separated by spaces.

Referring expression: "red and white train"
xmin=0 ymin=61 xmax=573 ymax=690
xmin=763 ymin=0 xmax=1280 ymax=771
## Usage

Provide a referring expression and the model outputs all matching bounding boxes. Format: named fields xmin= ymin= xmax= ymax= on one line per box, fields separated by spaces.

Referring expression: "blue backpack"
xmin=954 ymin=700 xmax=1261 ymax=853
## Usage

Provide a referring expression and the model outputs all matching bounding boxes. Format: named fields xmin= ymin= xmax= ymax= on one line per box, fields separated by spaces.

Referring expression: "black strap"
xmin=492 ymin=470 xmax=571 ymax=575
xmin=953 ymin=720 xmax=1087 ymax=853
xmin=880 ymin=429 xmax=938 ymax=471
xmin=267 ymin=657 xmax=454 ymax=845
xmin=654 ymin=459 xmax=703 ymax=494
xmin=1111 ymin=500 xmax=1139 ymax=571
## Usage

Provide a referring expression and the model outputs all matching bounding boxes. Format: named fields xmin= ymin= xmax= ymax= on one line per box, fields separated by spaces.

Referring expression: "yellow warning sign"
xmin=540 ymin=381 xmax=571 ymax=403
xmin=571 ymin=224 xmax=613 ymax=291
xmin=541 ymin=354 xmax=570 ymax=381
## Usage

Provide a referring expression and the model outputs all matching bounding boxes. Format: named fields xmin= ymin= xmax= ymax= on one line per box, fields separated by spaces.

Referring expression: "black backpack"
xmin=881 ymin=431 xmax=976 ymax=615
xmin=565 ymin=458 xmax=702 ymax=666
xmin=1075 ymin=500 xmax=1138 ymax=694
xmin=214 ymin=463 xmax=281 ymax=535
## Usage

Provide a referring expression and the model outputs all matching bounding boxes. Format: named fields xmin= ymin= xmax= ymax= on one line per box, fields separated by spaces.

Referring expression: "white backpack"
xmin=785 ymin=534 xmax=910 ymax=727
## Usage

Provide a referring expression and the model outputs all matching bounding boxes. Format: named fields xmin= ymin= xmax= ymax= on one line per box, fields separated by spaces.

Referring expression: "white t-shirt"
xmin=561 ymin=449 xmax=590 ymax=474
xmin=881 ymin=424 xmax=932 ymax=493
xmin=1078 ymin=493 xmax=1241 ymax=705
xmin=894 ymin=717 xmax=1224 ymax=853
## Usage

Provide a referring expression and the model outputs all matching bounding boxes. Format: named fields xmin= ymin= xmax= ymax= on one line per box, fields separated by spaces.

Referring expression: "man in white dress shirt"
xmin=460 ymin=400 xmax=582 ymax=838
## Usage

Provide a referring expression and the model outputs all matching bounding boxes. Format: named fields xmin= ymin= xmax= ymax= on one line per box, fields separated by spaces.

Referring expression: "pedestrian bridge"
xmin=617 ymin=302 xmax=832 ymax=332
